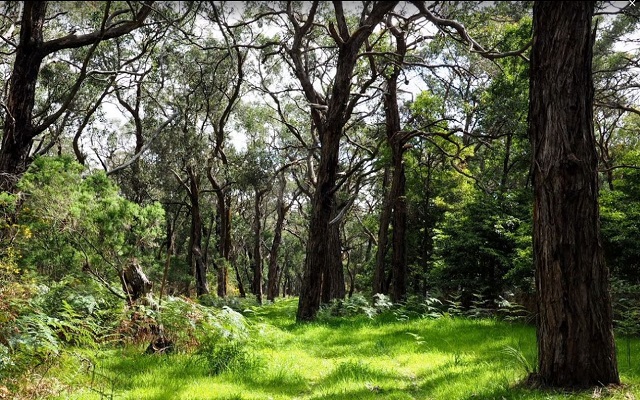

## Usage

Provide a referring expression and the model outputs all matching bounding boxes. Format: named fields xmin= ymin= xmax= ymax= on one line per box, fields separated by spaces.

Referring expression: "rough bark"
xmin=0 ymin=1 xmax=154 ymax=192
xmin=295 ymin=0 xmax=398 ymax=322
xmin=386 ymin=24 xmax=408 ymax=303
xmin=209 ymin=171 xmax=230 ymax=297
xmin=321 ymin=204 xmax=346 ymax=304
xmin=390 ymin=138 xmax=408 ymax=303
xmin=0 ymin=2 xmax=47 ymax=191
xmin=298 ymin=131 xmax=341 ymax=320
xmin=121 ymin=260 xmax=153 ymax=305
xmin=529 ymin=1 xmax=619 ymax=387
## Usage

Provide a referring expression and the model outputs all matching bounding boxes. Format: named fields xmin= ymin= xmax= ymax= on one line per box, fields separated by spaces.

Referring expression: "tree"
xmin=266 ymin=174 xmax=296 ymax=301
xmin=0 ymin=1 xmax=156 ymax=192
xmin=529 ymin=1 xmax=619 ymax=387
xmin=282 ymin=1 xmax=398 ymax=322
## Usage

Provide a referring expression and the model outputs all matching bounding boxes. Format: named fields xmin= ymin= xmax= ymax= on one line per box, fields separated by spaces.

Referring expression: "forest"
xmin=1 ymin=1 xmax=640 ymax=399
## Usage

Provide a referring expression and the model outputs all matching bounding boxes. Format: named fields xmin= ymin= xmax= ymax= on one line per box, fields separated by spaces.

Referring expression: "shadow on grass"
xmin=76 ymin=298 xmax=640 ymax=400
xmin=290 ymin=316 xmax=536 ymax=363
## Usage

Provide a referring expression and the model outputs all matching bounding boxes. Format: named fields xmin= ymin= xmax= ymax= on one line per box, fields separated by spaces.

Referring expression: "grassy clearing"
xmin=46 ymin=298 xmax=640 ymax=400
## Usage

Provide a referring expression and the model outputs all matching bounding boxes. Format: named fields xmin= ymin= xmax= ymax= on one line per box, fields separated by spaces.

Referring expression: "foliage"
xmin=430 ymin=190 xmax=533 ymax=304
xmin=15 ymin=156 xmax=165 ymax=288
xmin=315 ymin=291 xmax=531 ymax=325
xmin=0 ymin=276 xmax=120 ymax=393
xmin=0 ymin=5 xmax=638 ymax=397
xmin=600 ymin=149 xmax=640 ymax=283
xmin=153 ymin=296 xmax=259 ymax=375
xmin=0 ymin=192 xmax=24 ymax=278
xmin=194 ymin=306 xmax=257 ymax=376
xmin=43 ymin=298 xmax=640 ymax=400
xmin=316 ymin=293 xmax=395 ymax=320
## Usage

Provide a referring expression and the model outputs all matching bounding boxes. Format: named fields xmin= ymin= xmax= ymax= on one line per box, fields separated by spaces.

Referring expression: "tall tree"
xmin=172 ymin=164 xmax=209 ymax=297
xmin=267 ymin=174 xmax=299 ymax=301
xmin=384 ymin=21 xmax=409 ymax=303
xmin=0 ymin=1 xmax=155 ymax=191
xmin=529 ymin=1 xmax=619 ymax=387
xmin=282 ymin=0 xmax=398 ymax=322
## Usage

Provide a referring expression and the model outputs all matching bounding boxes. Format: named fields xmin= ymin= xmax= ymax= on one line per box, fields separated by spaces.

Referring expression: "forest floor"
xmin=42 ymin=298 xmax=640 ymax=400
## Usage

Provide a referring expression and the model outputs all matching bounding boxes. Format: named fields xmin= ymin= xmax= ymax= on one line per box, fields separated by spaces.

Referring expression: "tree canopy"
xmin=1 ymin=0 xmax=639 ymax=393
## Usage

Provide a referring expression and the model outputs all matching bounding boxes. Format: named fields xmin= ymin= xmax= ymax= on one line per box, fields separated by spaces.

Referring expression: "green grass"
xmin=45 ymin=298 xmax=640 ymax=400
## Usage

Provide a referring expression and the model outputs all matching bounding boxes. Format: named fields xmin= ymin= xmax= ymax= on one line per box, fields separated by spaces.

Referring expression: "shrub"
xmin=317 ymin=294 xmax=379 ymax=320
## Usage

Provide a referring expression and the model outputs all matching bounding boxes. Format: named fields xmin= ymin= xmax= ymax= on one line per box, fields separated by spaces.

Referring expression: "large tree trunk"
xmin=529 ymin=1 xmax=619 ymax=387
xmin=297 ymin=131 xmax=341 ymax=321
xmin=390 ymin=140 xmax=408 ymax=303
xmin=321 ymin=204 xmax=346 ymax=303
xmin=294 ymin=1 xmax=398 ymax=322
xmin=0 ymin=2 xmax=47 ymax=192
xmin=209 ymin=172 xmax=230 ymax=297
xmin=385 ymin=26 xmax=408 ymax=303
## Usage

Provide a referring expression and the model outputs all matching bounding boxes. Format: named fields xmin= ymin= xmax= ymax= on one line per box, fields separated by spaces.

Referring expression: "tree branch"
xmin=107 ymin=111 xmax=180 ymax=176
xmin=41 ymin=1 xmax=155 ymax=55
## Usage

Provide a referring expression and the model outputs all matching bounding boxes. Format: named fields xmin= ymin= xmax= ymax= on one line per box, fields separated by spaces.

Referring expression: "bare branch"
xmin=410 ymin=1 xmax=531 ymax=62
xmin=595 ymin=101 xmax=640 ymax=117
xmin=107 ymin=111 xmax=180 ymax=176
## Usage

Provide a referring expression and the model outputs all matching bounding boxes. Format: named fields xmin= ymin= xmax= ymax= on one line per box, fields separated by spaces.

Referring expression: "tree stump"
xmin=122 ymin=259 xmax=153 ymax=303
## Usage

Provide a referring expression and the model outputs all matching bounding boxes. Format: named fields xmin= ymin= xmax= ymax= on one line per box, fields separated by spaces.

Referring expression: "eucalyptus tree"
xmin=251 ymin=36 xmax=318 ymax=300
xmin=529 ymin=1 xmax=619 ymax=387
xmin=235 ymin=140 xmax=274 ymax=303
xmin=266 ymin=172 xmax=301 ymax=301
xmin=115 ymin=2 xmax=250 ymax=298
xmin=199 ymin=2 xmax=256 ymax=297
xmin=367 ymin=17 xmax=405 ymax=301
xmin=253 ymin=1 xmax=399 ymax=321
xmin=0 ymin=1 xmax=166 ymax=192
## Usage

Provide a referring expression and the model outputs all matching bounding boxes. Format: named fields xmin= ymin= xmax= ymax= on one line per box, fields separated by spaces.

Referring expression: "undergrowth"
xmin=21 ymin=297 xmax=640 ymax=400
xmin=3 ymin=284 xmax=640 ymax=400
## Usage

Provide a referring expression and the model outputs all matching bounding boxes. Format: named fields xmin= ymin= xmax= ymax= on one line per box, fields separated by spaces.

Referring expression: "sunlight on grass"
xmin=48 ymin=297 xmax=640 ymax=400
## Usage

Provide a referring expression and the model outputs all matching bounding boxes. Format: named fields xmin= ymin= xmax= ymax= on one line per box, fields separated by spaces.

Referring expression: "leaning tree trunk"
xmin=529 ymin=1 xmax=619 ymax=387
